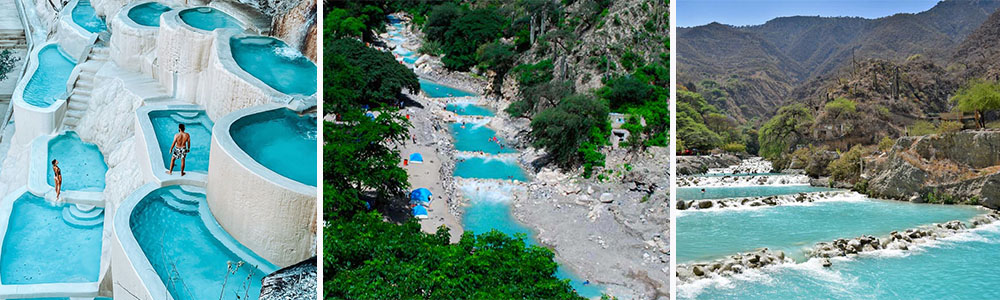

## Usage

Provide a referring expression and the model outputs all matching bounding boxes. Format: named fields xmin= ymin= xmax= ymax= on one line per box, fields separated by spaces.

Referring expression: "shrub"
xmin=939 ymin=121 xmax=963 ymax=133
xmin=721 ymin=143 xmax=746 ymax=153
xmin=418 ymin=40 xmax=443 ymax=55
xmin=828 ymin=145 xmax=869 ymax=183
xmin=878 ymin=136 xmax=895 ymax=152
xmin=824 ymin=97 xmax=856 ymax=118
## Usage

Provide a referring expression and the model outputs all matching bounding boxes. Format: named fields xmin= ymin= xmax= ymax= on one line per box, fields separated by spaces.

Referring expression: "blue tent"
xmin=365 ymin=112 xmax=376 ymax=120
xmin=409 ymin=153 xmax=424 ymax=163
xmin=412 ymin=205 xmax=428 ymax=218
xmin=410 ymin=188 xmax=432 ymax=204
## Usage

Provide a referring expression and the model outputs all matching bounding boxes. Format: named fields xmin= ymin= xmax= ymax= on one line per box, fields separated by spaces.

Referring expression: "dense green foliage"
xmin=0 ymin=49 xmax=18 ymax=82
xmin=597 ymin=59 xmax=669 ymax=147
xmin=326 ymin=213 xmax=583 ymax=299
xmin=823 ymin=97 xmax=856 ymax=118
xmin=828 ymin=145 xmax=870 ymax=183
xmin=951 ymin=79 xmax=1000 ymax=128
xmin=324 ymin=9 xmax=583 ymax=297
xmin=326 ymin=38 xmax=419 ymax=107
xmin=424 ymin=5 xmax=507 ymax=70
xmin=758 ymin=103 xmax=814 ymax=160
xmin=530 ymin=94 xmax=610 ymax=172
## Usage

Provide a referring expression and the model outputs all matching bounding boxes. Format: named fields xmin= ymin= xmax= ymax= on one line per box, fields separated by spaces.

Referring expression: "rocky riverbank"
xmin=678 ymin=173 xmax=810 ymax=187
xmin=677 ymin=154 xmax=741 ymax=175
xmin=866 ymin=130 xmax=1000 ymax=208
xmin=676 ymin=191 xmax=847 ymax=210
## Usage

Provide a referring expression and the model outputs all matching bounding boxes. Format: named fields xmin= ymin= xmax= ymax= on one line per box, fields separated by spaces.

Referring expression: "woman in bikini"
xmin=52 ymin=159 xmax=61 ymax=200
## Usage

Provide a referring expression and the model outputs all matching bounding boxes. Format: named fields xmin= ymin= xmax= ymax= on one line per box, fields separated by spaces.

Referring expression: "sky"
xmin=678 ymin=0 xmax=941 ymax=27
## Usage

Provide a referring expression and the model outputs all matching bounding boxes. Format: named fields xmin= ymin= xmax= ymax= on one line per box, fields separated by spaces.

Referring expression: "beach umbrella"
xmin=410 ymin=188 xmax=432 ymax=203
xmin=409 ymin=153 xmax=424 ymax=163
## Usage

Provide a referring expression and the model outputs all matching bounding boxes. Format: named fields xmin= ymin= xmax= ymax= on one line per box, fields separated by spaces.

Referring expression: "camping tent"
xmin=412 ymin=205 xmax=428 ymax=219
xmin=409 ymin=153 xmax=424 ymax=163
xmin=410 ymin=188 xmax=432 ymax=204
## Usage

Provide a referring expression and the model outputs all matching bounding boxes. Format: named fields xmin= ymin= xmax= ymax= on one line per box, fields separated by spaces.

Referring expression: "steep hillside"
xmin=678 ymin=0 xmax=1000 ymax=121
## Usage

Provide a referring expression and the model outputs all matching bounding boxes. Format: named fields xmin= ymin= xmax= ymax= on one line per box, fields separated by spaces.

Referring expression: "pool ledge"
xmin=111 ymin=183 xmax=278 ymax=300
xmin=207 ymin=104 xmax=316 ymax=266
xmin=109 ymin=1 xmax=172 ymax=73
xmin=134 ymin=104 xmax=210 ymax=187
xmin=11 ymin=42 xmax=73 ymax=145
xmin=27 ymin=133 xmax=105 ymax=206
xmin=56 ymin=0 xmax=101 ymax=59
xmin=0 ymin=186 xmax=103 ymax=298
xmin=194 ymin=32 xmax=315 ymax=120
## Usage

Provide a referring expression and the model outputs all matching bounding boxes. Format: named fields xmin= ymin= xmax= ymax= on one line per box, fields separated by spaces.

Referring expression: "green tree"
xmin=758 ymin=103 xmax=814 ymax=160
xmin=476 ymin=41 xmax=517 ymax=94
xmin=951 ymin=79 xmax=1000 ymax=129
xmin=0 ymin=49 xmax=19 ymax=82
xmin=828 ymin=145 xmax=869 ymax=183
xmin=824 ymin=97 xmax=856 ymax=119
xmin=440 ymin=8 xmax=506 ymax=70
xmin=530 ymin=94 xmax=610 ymax=168
xmin=326 ymin=38 xmax=419 ymax=106
xmin=326 ymin=213 xmax=583 ymax=299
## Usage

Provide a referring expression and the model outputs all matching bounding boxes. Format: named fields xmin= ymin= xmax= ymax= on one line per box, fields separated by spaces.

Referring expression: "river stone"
xmin=698 ymin=201 xmax=713 ymax=209
xmin=599 ymin=193 xmax=614 ymax=203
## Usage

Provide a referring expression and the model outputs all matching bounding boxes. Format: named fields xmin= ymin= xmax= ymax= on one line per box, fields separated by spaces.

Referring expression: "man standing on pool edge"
xmin=51 ymin=159 xmax=61 ymax=200
xmin=167 ymin=124 xmax=191 ymax=176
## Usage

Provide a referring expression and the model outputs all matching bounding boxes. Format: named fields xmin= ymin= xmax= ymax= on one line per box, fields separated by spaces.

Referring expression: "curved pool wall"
xmin=12 ymin=42 xmax=76 ymax=145
xmin=0 ymin=187 xmax=107 ymax=298
xmin=154 ymin=7 xmax=245 ymax=102
xmin=196 ymin=32 xmax=316 ymax=120
xmin=28 ymin=131 xmax=108 ymax=205
xmin=110 ymin=1 xmax=174 ymax=73
xmin=207 ymin=104 xmax=316 ymax=266
xmin=56 ymin=0 xmax=102 ymax=59
xmin=112 ymin=184 xmax=277 ymax=300
xmin=134 ymin=105 xmax=214 ymax=186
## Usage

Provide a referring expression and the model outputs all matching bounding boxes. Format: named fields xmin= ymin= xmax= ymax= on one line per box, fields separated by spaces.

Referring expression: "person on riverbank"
xmin=167 ymin=124 xmax=191 ymax=176
xmin=52 ymin=159 xmax=61 ymax=200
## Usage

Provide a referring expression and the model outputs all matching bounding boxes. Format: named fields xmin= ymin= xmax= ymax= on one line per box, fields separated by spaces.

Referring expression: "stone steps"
xmin=62 ymin=46 xmax=107 ymax=129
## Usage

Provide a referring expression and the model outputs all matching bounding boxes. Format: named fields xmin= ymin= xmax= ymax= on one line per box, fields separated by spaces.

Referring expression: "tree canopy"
xmin=530 ymin=94 xmax=610 ymax=169
xmin=951 ymin=79 xmax=1000 ymax=128
xmin=758 ymin=103 xmax=814 ymax=160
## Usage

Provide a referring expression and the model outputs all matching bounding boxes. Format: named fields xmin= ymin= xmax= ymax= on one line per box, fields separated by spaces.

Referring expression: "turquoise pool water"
xmin=454 ymin=157 xmax=527 ymax=181
xmin=230 ymin=108 xmax=316 ymax=186
xmin=685 ymin=224 xmax=1000 ymax=299
xmin=461 ymin=188 xmax=603 ymax=298
xmin=23 ymin=45 xmax=76 ymax=108
xmin=178 ymin=7 xmax=241 ymax=31
xmin=230 ymin=36 xmax=317 ymax=96
xmin=420 ymin=78 xmax=476 ymax=97
xmin=1 ymin=192 xmax=103 ymax=284
xmin=446 ymin=103 xmax=494 ymax=116
xmin=72 ymin=0 xmax=106 ymax=33
xmin=128 ymin=2 xmax=172 ymax=27
xmin=678 ymin=185 xmax=834 ymax=200
xmin=450 ymin=123 xmax=517 ymax=154
xmin=450 ymin=103 xmax=601 ymax=297
xmin=149 ymin=110 xmax=213 ymax=173
xmin=677 ymin=196 xmax=984 ymax=263
xmin=130 ymin=186 xmax=270 ymax=300
xmin=47 ymin=131 xmax=107 ymax=192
